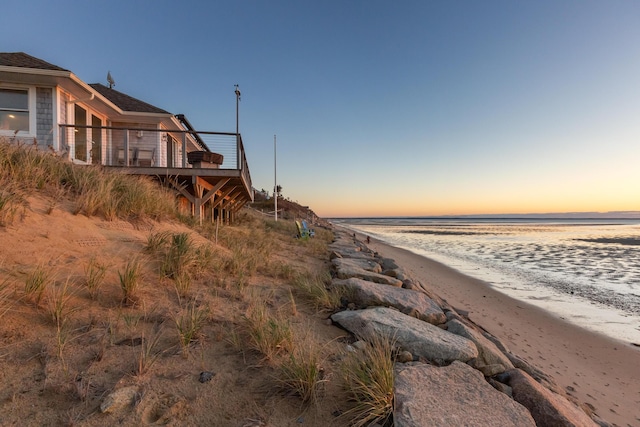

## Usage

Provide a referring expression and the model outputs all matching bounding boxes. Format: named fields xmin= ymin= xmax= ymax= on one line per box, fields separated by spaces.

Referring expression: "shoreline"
xmin=350 ymin=230 xmax=640 ymax=426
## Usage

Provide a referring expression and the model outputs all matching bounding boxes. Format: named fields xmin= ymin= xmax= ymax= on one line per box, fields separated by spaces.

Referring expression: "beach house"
xmin=0 ymin=52 xmax=252 ymax=222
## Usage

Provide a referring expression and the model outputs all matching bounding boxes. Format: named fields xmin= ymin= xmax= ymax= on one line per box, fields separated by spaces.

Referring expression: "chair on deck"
xmin=137 ymin=148 xmax=155 ymax=167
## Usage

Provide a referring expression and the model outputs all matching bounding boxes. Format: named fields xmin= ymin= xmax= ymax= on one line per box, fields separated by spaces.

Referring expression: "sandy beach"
xmin=361 ymin=233 xmax=640 ymax=426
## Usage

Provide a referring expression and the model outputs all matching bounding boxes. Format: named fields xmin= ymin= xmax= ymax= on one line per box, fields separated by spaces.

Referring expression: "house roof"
xmin=89 ymin=83 xmax=170 ymax=115
xmin=0 ymin=52 xmax=68 ymax=72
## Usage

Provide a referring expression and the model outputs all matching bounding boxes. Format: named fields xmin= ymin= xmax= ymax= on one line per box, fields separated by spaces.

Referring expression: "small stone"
xmin=396 ymin=350 xmax=413 ymax=363
xmin=324 ymin=318 xmax=333 ymax=326
xmin=199 ymin=371 xmax=215 ymax=383
xmin=100 ymin=386 xmax=139 ymax=413
xmin=352 ymin=340 xmax=367 ymax=351
xmin=478 ymin=363 xmax=508 ymax=377
xmin=115 ymin=337 xmax=144 ymax=346
xmin=402 ymin=280 xmax=416 ymax=290
xmin=487 ymin=378 xmax=513 ymax=397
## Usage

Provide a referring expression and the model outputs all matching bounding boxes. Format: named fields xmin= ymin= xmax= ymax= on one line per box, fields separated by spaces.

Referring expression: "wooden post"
xmin=181 ymin=133 xmax=187 ymax=168
xmin=124 ymin=130 xmax=129 ymax=166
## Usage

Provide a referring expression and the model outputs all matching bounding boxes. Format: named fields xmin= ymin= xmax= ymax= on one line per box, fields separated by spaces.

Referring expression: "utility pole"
xmin=274 ymin=134 xmax=278 ymax=222
xmin=234 ymin=84 xmax=241 ymax=134
xmin=235 ymin=85 xmax=241 ymax=169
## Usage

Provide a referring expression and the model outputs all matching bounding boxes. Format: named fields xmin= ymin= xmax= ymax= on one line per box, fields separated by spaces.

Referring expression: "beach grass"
xmin=84 ymin=257 xmax=108 ymax=300
xmin=0 ymin=137 xmax=178 ymax=221
xmin=275 ymin=330 xmax=326 ymax=405
xmin=0 ymin=139 xmax=363 ymax=425
xmin=175 ymin=300 xmax=209 ymax=356
xmin=118 ymin=258 xmax=143 ymax=306
xmin=45 ymin=278 xmax=76 ymax=327
xmin=243 ymin=298 xmax=293 ymax=361
xmin=291 ymin=270 xmax=343 ymax=312
xmin=24 ymin=264 xmax=52 ymax=306
xmin=340 ymin=333 xmax=396 ymax=427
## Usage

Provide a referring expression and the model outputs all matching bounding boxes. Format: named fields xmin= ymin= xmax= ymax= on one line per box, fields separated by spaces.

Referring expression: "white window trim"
xmin=0 ymin=85 xmax=37 ymax=138
xmin=68 ymin=101 xmax=108 ymax=165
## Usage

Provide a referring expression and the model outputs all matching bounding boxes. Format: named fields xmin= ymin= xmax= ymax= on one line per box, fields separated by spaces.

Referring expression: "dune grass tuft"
xmin=291 ymin=270 xmax=344 ymax=312
xmin=46 ymin=279 xmax=76 ymax=327
xmin=243 ymin=298 xmax=293 ymax=361
xmin=24 ymin=265 xmax=52 ymax=306
xmin=175 ymin=300 xmax=209 ymax=355
xmin=0 ymin=279 xmax=14 ymax=319
xmin=135 ymin=326 xmax=164 ymax=376
xmin=276 ymin=330 xmax=326 ymax=405
xmin=341 ymin=333 xmax=396 ymax=427
xmin=84 ymin=257 xmax=108 ymax=300
xmin=118 ymin=258 xmax=143 ymax=306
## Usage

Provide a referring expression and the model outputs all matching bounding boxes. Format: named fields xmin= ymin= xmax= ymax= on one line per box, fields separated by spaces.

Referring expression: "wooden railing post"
xmin=124 ymin=130 xmax=129 ymax=166
xmin=236 ymin=134 xmax=241 ymax=170
xmin=182 ymin=133 xmax=187 ymax=168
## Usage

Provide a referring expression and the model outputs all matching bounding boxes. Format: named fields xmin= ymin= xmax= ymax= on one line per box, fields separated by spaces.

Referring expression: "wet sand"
xmin=362 ymin=234 xmax=640 ymax=426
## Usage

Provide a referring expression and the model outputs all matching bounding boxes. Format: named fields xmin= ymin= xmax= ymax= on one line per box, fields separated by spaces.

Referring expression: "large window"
xmin=0 ymin=88 xmax=29 ymax=132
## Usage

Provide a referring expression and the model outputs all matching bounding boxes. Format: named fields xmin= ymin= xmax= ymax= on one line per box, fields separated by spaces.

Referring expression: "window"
xmin=0 ymin=88 xmax=29 ymax=132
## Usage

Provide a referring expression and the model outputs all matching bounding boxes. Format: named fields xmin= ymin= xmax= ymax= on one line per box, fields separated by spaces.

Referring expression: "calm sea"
xmin=335 ymin=218 xmax=640 ymax=344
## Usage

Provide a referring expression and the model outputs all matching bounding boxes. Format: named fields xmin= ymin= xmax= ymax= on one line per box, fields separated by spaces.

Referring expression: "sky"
xmin=2 ymin=1 xmax=640 ymax=217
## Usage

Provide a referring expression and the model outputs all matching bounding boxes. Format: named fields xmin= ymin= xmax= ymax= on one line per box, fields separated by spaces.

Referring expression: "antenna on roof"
xmin=107 ymin=71 xmax=115 ymax=89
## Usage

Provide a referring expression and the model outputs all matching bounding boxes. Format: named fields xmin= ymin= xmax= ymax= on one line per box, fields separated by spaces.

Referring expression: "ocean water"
xmin=335 ymin=218 xmax=640 ymax=345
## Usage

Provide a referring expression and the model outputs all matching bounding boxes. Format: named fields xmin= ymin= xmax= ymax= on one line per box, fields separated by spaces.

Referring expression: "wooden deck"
xmin=58 ymin=123 xmax=253 ymax=225
xmin=108 ymin=165 xmax=253 ymax=224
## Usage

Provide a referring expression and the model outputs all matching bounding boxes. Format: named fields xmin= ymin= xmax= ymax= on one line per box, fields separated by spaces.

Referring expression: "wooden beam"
xmin=192 ymin=175 xmax=214 ymax=192
xmin=210 ymin=186 xmax=237 ymax=209
xmin=201 ymin=178 xmax=230 ymax=205
xmin=232 ymin=200 xmax=247 ymax=213
xmin=166 ymin=177 xmax=194 ymax=204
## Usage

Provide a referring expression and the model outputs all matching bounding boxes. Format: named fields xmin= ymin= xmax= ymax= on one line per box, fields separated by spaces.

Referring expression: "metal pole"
xmin=235 ymin=84 xmax=240 ymax=134
xmin=274 ymin=134 xmax=278 ymax=222
xmin=235 ymin=85 xmax=241 ymax=170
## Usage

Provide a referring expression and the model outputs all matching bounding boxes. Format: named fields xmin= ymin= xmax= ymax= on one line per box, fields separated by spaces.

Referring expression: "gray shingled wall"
xmin=36 ymin=87 xmax=53 ymax=149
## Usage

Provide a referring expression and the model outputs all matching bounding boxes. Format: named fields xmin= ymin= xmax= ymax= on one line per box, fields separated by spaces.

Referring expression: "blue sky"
xmin=2 ymin=1 xmax=639 ymax=217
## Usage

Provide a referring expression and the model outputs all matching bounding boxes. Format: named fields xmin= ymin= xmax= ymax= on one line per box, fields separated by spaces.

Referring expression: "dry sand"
xmin=0 ymin=198 xmax=350 ymax=426
xmin=362 ymin=234 xmax=640 ymax=427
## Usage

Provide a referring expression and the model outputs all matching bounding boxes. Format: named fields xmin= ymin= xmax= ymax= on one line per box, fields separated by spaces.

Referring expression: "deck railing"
xmin=58 ymin=124 xmax=252 ymax=191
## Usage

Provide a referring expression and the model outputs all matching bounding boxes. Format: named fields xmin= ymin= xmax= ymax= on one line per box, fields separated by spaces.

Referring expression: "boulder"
xmin=331 ymin=307 xmax=478 ymax=363
xmin=332 ymin=278 xmax=446 ymax=325
xmin=334 ymin=266 xmax=403 ymax=287
xmin=506 ymin=352 xmax=563 ymax=395
xmin=506 ymin=369 xmax=598 ymax=427
xmin=331 ymin=257 xmax=382 ymax=274
xmin=328 ymin=244 xmax=378 ymax=261
xmin=394 ymin=362 xmax=535 ymax=427
xmin=446 ymin=318 xmax=513 ymax=374
xmin=377 ymin=257 xmax=399 ymax=270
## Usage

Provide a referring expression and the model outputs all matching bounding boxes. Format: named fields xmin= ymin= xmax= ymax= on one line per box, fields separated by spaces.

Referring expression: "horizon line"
xmin=326 ymin=211 xmax=640 ymax=220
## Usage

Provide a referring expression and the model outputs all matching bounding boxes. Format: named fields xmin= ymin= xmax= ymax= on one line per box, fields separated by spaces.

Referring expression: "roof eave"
xmin=0 ymin=65 xmax=71 ymax=78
